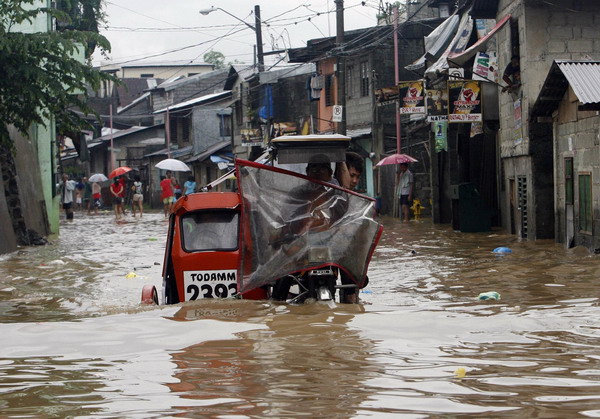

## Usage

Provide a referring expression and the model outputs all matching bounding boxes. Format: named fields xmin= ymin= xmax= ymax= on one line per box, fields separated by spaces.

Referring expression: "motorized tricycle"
xmin=141 ymin=135 xmax=383 ymax=305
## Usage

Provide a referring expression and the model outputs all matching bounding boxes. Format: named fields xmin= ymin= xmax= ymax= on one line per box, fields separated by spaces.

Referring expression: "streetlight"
xmin=199 ymin=5 xmax=264 ymax=72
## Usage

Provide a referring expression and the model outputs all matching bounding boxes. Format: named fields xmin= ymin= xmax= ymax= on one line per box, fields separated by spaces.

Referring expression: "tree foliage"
xmin=55 ymin=0 xmax=106 ymax=57
xmin=203 ymin=50 xmax=226 ymax=69
xmin=0 ymin=0 xmax=115 ymax=146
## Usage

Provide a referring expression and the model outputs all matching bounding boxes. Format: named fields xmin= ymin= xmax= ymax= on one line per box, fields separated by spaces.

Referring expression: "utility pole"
xmin=335 ymin=0 xmax=346 ymax=135
xmin=255 ymin=5 xmax=264 ymax=72
xmin=393 ymin=5 xmax=401 ymax=218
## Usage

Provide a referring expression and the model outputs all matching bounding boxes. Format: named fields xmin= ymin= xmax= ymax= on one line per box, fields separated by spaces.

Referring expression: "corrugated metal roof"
xmin=532 ymin=60 xmax=600 ymax=117
xmin=557 ymin=61 xmax=600 ymax=105
xmin=153 ymin=91 xmax=231 ymax=114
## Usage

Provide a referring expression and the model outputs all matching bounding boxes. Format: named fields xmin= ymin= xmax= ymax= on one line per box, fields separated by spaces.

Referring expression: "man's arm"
xmin=334 ymin=161 xmax=351 ymax=189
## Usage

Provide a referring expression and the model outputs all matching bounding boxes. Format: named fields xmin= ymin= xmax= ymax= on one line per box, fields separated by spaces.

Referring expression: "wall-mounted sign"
xmin=426 ymin=85 xmax=448 ymax=122
xmin=240 ymin=128 xmax=263 ymax=147
xmin=398 ymin=81 xmax=426 ymax=114
xmin=473 ymin=51 xmax=498 ymax=83
xmin=433 ymin=121 xmax=448 ymax=152
xmin=448 ymin=68 xmax=464 ymax=81
xmin=273 ymin=122 xmax=298 ymax=137
xmin=332 ymin=105 xmax=343 ymax=122
xmin=514 ymin=99 xmax=523 ymax=144
xmin=448 ymin=80 xmax=482 ymax=123
xmin=375 ymin=86 xmax=399 ymax=106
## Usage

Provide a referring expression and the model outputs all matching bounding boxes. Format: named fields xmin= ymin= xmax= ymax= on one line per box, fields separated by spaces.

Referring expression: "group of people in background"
xmin=59 ymin=171 xmax=198 ymax=221
xmin=160 ymin=171 xmax=196 ymax=217
xmin=58 ymin=175 xmax=102 ymax=220
xmin=58 ymin=173 xmax=144 ymax=221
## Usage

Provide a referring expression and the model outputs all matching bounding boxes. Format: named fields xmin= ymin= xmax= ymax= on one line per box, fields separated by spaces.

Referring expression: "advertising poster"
xmin=448 ymin=80 xmax=482 ymax=123
xmin=426 ymin=86 xmax=449 ymax=122
xmin=475 ymin=19 xmax=497 ymax=50
xmin=473 ymin=51 xmax=498 ymax=83
xmin=240 ymin=128 xmax=263 ymax=147
xmin=433 ymin=121 xmax=448 ymax=152
xmin=375 ymin=85 xmax=399 ymax=106
xmin=514 ymin=99 xmax=523 ymax=144
xmin=470 ymin=122 xmax=484 ymax=138
xmin=272 ymin=122 xmax=298 ymax=138
xmin=398 ymin=81 xmax=426 ymax=114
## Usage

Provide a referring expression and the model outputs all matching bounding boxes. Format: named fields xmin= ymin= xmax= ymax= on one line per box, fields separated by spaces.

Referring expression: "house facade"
xmin=493 ymin=0 xmax=600 ymax=243
xmin=532 ymin=61 xmax=600 ymax=250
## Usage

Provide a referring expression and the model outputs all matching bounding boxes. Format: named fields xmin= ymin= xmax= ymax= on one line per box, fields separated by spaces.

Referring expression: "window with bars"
xmin=360 ymin=61 xmax=370 ymax=97
xmin=346 ymin=65 xmax=355 ymax=98
xmin=324 ymin=74 xmax=333 ymax=107
xmin=219 ymin=114 xmax=232 ymax=137
xmin=578 ymin=173 xmax=592 ymax=233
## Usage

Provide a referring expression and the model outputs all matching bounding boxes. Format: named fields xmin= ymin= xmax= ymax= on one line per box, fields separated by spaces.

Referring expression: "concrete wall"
xmin=121 ymin=65 xmax=213 ymax=79
xmin=345 ymin=54 xmax=377 ymax=129
xmin=554 ymin=91 xmax=600 ymax=249
xmin=496 ymin=0 xmax=600 ymax=240
xmin=193 ymin=106 xmax=230 ymax=155
xmin=0 ymin=127 xmax=52 ymax=253
xmin=12 ymin=128 xmax=51 ymax=238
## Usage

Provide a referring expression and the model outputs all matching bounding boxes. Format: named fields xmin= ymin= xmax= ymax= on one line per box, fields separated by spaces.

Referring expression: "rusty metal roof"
xmin=531 ymin=60 xmax=600 ymax=117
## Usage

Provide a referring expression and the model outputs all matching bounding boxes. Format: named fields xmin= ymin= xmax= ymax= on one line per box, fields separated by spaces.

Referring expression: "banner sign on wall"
xmin=375 ymin=86 xmax=399 ymax=106
xmin=514 ymin=99 xmax=523 ymax=144
xmin=448 ymin=80 xmax=482 ymax=123
xmin=433 ymin=121 xmax=448 ymax=152
xmin=472 ymin=51 xmax=498 ymax=83
xmin=426 ymin=86 xmax=449 ymax=122
xmin=240 ymin=128 xmax=263 ymax=147
xmin=398 ymin=81 xmax=426 ymax=114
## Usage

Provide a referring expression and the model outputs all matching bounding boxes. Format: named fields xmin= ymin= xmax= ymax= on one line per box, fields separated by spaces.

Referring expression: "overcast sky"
xmin=92 ymin=0 xmax=384 ymax=69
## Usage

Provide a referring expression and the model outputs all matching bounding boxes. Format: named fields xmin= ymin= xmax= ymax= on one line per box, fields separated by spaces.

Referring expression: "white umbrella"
xmin=88 ymin=173 xmax=108 ymax=182
xmin=155 ymin=158 xmax=191 ymax=172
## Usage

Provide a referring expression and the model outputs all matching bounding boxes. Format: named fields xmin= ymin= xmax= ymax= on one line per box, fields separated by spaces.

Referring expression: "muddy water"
xmin=1 ymin=212 xmax=600 ymax=417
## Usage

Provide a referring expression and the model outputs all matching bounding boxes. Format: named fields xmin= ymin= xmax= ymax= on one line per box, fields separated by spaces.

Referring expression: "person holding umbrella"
xmin=110 ymin=177 xmax=125 ymax=220
xmin=160 ymin=171 xmax=175 ymax=217
xmin=396 ymin=163 xmax=414 ymax=222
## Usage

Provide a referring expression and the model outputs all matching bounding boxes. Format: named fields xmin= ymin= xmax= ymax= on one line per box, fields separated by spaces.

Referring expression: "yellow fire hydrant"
xmin=411 ymin=199 xmax=424 ymax=220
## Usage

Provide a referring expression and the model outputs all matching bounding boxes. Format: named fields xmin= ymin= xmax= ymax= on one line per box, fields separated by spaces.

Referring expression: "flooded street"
xmin=2 ymin=212 xmax=600 ymax=417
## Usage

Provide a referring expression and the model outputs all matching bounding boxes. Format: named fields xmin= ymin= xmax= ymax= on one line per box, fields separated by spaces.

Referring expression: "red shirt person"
xmin=110 ymin=178 xmax=125 ymax=219
xmin=160 ymin=175 xmax=175 ymax=217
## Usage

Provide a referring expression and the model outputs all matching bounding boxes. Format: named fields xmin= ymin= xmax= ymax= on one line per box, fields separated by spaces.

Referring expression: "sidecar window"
xmin=181 ymin=210 xmax=239 ymax=252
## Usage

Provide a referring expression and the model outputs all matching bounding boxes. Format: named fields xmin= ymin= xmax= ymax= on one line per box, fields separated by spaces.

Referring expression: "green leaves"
xmin=0 ymin=0 xmax=115 ymax=146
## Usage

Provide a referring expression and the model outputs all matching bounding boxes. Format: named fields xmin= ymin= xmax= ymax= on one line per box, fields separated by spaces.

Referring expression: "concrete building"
xmin=99 ymin=61 xmax=214 ymax=79
xmin=532 ymin=61 xmax=600 ymax=250
xmin=494 ymin=0 xmax=600 ymax=241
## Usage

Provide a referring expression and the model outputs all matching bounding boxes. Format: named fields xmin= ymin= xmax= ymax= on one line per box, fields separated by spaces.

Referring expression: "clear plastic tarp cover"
xmin=236 ymin=160 xmax=383 ymax=293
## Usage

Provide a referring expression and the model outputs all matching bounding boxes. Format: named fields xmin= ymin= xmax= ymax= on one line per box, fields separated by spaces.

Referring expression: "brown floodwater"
xmin=1 ymin=211 xmax=600 ymax=417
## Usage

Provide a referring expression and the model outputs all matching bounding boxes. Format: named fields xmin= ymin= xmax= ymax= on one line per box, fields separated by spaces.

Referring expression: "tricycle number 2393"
xmin=183 ymin=270 xmax=238 ymax=301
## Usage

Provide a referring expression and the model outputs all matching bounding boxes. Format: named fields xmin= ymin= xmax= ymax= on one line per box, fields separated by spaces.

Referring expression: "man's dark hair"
xmin=346 ymin=151 xmax=364 ymax=174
